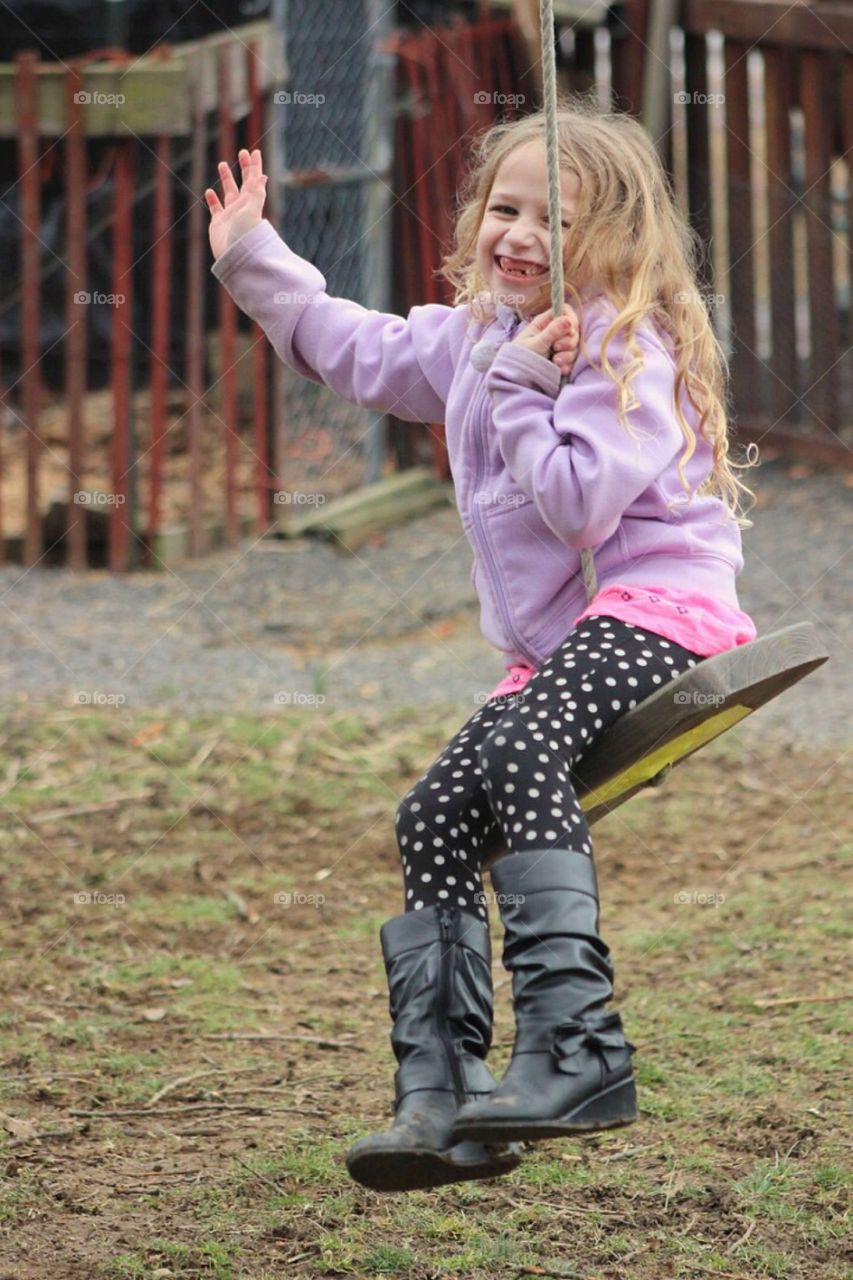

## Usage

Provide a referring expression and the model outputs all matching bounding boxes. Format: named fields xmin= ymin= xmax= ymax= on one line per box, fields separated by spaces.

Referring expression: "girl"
xmin=205 ymin=97 xmax=757 ymax=1195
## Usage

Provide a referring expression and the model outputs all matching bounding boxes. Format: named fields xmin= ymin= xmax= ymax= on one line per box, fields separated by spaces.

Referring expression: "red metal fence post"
xmin=186 ymin=67 xmax=206 ymax=558
xmin=109 ymin=139 xmax=134 ymax=572
xmin=247 ymin=39 xmax=270 ymax=535
xmin=217 ymin=47 xmax=239 ymax=546
xmin=16 ymin=50 xmax=43 ymax=565
xmin=65 ymin=62 xmax=88 ymax=570
xmin=146 ymin=133 xmax=173 ymax=565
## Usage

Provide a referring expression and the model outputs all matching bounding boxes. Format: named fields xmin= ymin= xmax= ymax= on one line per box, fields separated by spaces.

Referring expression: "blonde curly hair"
xmin=439 ymin=93 xmax=758 ymax=529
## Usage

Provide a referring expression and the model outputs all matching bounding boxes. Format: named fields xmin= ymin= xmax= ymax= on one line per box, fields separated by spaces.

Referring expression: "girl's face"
xmin=476 ymin=140 xmax=584 ymax=315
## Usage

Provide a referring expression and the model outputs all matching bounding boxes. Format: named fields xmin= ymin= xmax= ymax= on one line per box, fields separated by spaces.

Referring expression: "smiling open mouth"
xmin=496 ymin=255 xmax=547 ymax=279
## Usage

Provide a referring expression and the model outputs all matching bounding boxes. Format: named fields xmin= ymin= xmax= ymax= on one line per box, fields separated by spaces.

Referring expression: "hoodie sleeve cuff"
xmin=210 ymin=219 xmax=283 ymax=283
xmin=486 ymin=341 xmax=563 ymax=399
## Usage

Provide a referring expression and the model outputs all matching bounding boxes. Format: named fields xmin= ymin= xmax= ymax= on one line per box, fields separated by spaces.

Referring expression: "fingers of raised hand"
xmin=204 ymin=188 xmax=224 ymax=215
xmin=239 ymin=147 xmax=267 ymax=190
xmin=217 ymin=159 xmax=240 ymax=201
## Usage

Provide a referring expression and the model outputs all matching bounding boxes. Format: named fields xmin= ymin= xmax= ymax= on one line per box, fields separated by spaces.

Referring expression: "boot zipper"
xmin=438 ymin=906 xmax=467 ymax=1107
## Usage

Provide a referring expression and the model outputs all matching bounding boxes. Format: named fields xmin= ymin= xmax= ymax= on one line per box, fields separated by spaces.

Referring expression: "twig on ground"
xmin=6 ymin=1123 xmax=87 ymax=1149
xmin=753 ymin=993 xmax=850 ymax=1008
xmin=203 ymin=1032 xmax=357 ymax=1049
xmin=69 ymin=1102 xmax=271 ymax=1117
xmin=30 ymin=791 xmax=153 ymax=822
xmin=725 ymin=1220 xmax=757 ymax=1255
xmin=235 ymin=1155 xmax=284 ymax=1193
xmin=148 ymin=1066 xmax=263 ymax=1106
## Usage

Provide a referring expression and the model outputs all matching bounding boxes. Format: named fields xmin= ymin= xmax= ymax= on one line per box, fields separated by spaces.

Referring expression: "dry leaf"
xmin=0 ymin=1113 xmax=38 ymax=1140
xmin=132 ymin=723 xmax=167 ymax=746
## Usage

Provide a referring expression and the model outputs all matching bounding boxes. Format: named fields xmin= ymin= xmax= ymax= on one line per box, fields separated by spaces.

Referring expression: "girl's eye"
xmin=490 ymin=204 xmax=569 ymax=228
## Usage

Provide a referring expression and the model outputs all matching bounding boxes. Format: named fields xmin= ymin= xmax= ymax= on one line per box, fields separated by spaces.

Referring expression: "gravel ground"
xmin=0 ymin=457 xmax=849 ymax=747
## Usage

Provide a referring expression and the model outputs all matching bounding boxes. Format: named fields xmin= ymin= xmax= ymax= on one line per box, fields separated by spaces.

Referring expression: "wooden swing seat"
xmin=480 ymin=621 xmax=828 ymax=869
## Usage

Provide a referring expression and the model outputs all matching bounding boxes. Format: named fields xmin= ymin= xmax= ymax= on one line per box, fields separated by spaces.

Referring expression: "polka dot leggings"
xmin=394 ymin=615 xmax=704 ymax=921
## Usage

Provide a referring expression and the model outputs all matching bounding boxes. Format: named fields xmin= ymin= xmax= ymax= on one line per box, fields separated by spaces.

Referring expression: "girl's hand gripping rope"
xmin=513 ymin=306 xmax=580 ymax=378
xmin=205 ymin=148 xmax=269 ymax=261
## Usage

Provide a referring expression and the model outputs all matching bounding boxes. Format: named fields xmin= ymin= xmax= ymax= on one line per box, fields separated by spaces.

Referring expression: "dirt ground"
xmin=0 ymin=441 xmax=850 ymax=1279
xmin=0 ymin=708 xmax=850 ymax=1280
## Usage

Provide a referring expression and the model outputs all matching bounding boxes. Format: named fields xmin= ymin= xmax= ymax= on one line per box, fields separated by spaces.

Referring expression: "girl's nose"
xmin=504 ymin=218 xmax=539 ymax=244
xmin=504 ymin=229 xmax=538 ymax=252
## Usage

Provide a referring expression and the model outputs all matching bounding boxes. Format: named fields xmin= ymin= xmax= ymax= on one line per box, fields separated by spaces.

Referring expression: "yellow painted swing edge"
xmin=579 ymin=704 xmax=752 ymax=812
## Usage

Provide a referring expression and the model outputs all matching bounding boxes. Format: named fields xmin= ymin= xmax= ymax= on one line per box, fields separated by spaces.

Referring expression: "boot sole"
xmin=346 ymin=1146 xmax=521 ymax=1193
xmin=451 ymin=1078 xmax=638 ymax=1144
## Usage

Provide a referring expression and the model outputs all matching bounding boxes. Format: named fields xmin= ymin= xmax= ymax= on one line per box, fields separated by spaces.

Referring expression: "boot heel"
xmin=564 ymin=1077 xmax=638 ymax=1131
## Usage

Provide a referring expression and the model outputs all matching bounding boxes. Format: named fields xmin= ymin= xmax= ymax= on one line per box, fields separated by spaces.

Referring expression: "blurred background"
xmin=0 ymin=0 xmax=849 ymax=571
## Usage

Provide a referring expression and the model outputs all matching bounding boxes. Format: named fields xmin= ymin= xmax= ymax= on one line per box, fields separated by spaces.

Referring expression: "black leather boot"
xmin=345 ymin=904 xmax=522 ymax=1192
xmin=450 ymin=848 xmax=637 ymax=1144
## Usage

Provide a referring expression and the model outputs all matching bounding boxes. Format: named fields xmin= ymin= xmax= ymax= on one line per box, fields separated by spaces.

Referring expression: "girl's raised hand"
xmin=513 ymin=305 xmax=579 ymax=378
xmin=205 ymin=148 xmax=268 ymax=261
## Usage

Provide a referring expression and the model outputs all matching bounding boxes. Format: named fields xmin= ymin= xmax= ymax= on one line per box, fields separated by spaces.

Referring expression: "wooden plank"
xmin=318 ymin=486 xmax=454 ymax=554
xmin=574 ymin=622 xmax=829 ymax=823
xmin=682 ymin=1 xmax=853 ymax=52
xmin=0 ymin=21 xmax=285 ymax=137
xmin=276 ymin=468 xmax=450 ymax=538
xmin=479 ymin=622 xmax=829 ymax=868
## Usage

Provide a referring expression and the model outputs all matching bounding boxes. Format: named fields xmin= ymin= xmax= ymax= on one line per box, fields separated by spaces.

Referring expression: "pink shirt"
xmin=485 ymin=583 xmax=757 ymax=700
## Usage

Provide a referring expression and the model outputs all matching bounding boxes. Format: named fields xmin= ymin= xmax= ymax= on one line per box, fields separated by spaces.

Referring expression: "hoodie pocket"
xmin=483 ymin=498 xmax=583 ymax=645
xmin=485 ymin=498 xmax=641 ymax=649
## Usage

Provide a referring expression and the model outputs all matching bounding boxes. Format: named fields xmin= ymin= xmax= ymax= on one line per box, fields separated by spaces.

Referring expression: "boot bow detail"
xmin=551 ymin=1012 xmax=635 ymax=1075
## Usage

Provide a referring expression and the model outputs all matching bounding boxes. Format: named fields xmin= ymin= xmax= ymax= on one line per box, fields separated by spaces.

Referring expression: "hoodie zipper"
xmin=469 ymin=376 xmax=538 ymax=666
xmin=438 ymin=906 xmax=466 ymax=1107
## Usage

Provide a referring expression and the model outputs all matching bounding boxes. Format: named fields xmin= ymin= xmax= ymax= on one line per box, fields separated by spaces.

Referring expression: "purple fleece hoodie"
xmin=211 ymin=219 xmax=747 ymax=668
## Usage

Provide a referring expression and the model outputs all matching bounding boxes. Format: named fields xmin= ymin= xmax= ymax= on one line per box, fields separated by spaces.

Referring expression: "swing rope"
xmin=539 ymin=0 xmax=598 ymax=605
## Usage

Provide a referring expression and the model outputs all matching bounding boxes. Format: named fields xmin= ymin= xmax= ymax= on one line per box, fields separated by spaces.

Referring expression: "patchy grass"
xmin=0 ymin=706 xmax=850 ymax=1279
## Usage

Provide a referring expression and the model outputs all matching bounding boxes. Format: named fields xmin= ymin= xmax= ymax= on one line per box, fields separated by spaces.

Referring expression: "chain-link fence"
xmin=271 ymin=0 xmax=396 ymax=506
